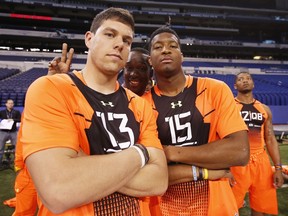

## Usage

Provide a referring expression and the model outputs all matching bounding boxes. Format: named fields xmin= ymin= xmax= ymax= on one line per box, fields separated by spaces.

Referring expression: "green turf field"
xmin=1 ymin=144 xmax=288 ymax=216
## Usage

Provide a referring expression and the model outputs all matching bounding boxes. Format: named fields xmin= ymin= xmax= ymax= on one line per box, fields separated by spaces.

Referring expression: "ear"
xmin=234 ymin=84 xmax=237 ymax=90
xmin=181 ymin=53 xmax=184 ymax=63
xmin=84 ymin=31 xmax=93 ymax=49
xmin=148 ymin=57 xmax=152 ymax=67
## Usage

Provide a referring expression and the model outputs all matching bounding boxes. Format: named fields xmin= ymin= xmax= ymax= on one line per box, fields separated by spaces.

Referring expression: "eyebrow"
xmin=104 ymin=27 xmax=133 ymax=42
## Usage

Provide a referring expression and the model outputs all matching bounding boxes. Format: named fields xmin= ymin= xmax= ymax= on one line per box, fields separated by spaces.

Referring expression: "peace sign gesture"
xmin=47 ymin=43 xmax=74 ymax=76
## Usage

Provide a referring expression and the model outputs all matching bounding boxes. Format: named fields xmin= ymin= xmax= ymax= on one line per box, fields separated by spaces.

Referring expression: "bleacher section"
xmin=193 ymin=73 xmax=288 ymax=106
xmin=0 ymin=54 xmax=287 ymax=108
xmin=0 ymin=68 xmax=47 ymax=107
xmin=0 ymin=68 xmax=20 ymax=80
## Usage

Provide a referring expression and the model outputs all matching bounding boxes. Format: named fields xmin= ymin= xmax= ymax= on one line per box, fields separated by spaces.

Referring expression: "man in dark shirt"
xmin=0 ymin=98 xmax=21 ymax=167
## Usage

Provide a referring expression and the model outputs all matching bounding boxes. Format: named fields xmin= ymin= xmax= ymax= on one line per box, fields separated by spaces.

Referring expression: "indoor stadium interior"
xmin=0 ymin=1 xmax=288 ymax=216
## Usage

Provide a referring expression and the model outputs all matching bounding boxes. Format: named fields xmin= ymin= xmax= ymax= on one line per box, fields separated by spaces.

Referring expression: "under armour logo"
xmin=171 ymin=101 xmax=182 ymax=108
xmin=101 ymin=101 xmax=114 ymax=107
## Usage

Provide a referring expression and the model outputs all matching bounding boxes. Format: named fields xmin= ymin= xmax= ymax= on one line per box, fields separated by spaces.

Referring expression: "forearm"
xmin=118 ymin=148 xmax=168 ymax=197
xmin=168 ymin=164 xmax=193 ymax=185
xmin=266 ymin=140 xmax=282 ymax=166
xmin=167 ymin=164 xmax=232 ymax=186
xmin=165 ymin=130 xmax=249 ymax=169
xmin=26 ymin=147 xmax=143 ymax=214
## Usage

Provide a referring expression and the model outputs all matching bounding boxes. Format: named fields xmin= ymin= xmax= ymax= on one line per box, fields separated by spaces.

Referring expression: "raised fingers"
xmin=61 ymin=43 xmax=68 ymax=63
xmin=66 ymin=47 xmax=74 ymax=68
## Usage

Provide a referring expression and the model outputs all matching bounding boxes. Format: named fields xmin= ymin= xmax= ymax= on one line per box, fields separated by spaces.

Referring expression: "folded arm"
xmin=164 ymin=130 xmax=249 ymax=169
xmin=26 ymin=146 xmax=144 ymax=214
xmin=118 ymin=146 xmax=168 ymax=197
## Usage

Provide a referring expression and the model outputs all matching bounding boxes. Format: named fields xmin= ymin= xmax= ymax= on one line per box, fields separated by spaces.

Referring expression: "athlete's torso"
xmin=235 ymin=99 xmax=266 ymax=152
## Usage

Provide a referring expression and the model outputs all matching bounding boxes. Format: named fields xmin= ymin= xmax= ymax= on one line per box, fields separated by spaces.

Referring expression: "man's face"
xmin=234 ymin=73 xmax=254 ymax=93
xmin=124 ymin=51 xmax=150 ymax=96
xmin=85 ymin=19 xmax=133 ymax=76
xmin=6 ymin=100 xmax=14 ymax=109
xmin=149 ymin=32 xmax=183 ymax=77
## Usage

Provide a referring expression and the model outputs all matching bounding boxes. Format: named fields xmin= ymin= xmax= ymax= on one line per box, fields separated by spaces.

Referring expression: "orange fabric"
xmin=231 ymin=100 xmax=278 ymax=215
xmin=143 ymin=76 xmax=247 ymax=215
xmin=14 ymin=114 xmax=24 ymax=169
xmin=21 ymin=71 xmax=162 ymax=216
xmin=3 ymin=197 xmax=16 ymax=208
xmin=234 ymin=99 xmax=266 ymax=154
xmin=140 ymin=196 xmax=162 ymax=216
xmin=139 ymin=197 xmax=152 ymax=216
xmin=13 ymin=167 xmax=38 ymax=216
xmin=207 ymin=180 xmax=238 ymax=216
xmin=231 ymin=150 xmax=278 ymax=214
xmin=11 ymin=114 xmax=38 ymax=215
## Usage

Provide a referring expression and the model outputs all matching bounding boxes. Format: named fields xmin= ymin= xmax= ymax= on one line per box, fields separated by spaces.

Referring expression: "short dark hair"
xmin=90 ymin=7 xmax=134 ymax=34
xmin=235 ymin=71 xmax=253 ymax=83
xmin=147 ymin=26 xmax=181 ymax=51
xmin=131 ymin=47 xmax=149 ymax=55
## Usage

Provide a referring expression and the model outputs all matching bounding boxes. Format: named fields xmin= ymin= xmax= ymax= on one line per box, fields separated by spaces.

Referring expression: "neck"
xmin=81 ymin=67 xmax=118 ymax=94
xmin=156 ymin=72 xmax=186 ymax=96
xmin=236 ymin=92 xmax=254 ymax=104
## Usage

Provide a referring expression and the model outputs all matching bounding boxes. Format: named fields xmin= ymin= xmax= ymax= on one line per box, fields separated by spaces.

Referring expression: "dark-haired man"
xmin=143 ymin=26 xmax=249 ymax=215
xmin=231 ymin=71 xmax=283 ymax=216
xmin=21 ymin=8 xmax=168 ymax=215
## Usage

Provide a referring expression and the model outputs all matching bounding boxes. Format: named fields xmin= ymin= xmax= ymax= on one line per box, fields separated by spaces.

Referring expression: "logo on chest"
xmin=171 ymin=101 xmax=182 ymax=109
xmin=101 ymin=101 xmax=114 ymax=107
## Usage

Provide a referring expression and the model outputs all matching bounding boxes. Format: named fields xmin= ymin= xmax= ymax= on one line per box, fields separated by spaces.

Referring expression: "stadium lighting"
xmin=0 ymin=46 xmax=10 ymax=50
xmin=30 ymin=48 xmax=40 ymax=52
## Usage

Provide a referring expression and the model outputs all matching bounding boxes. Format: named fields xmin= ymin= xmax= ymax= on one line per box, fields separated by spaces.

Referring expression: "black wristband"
xmin=198 ymin=167 xmax=203 ymax=181
xmin=133 ymin=143 xmax=150 ymax=167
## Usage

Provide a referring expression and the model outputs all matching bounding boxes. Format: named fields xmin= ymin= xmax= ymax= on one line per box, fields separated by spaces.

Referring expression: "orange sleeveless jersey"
xmin=21 ymin=71 xmax=162 ymax=216
xmin=235 ymin=99 xmax=266 ymax=153
xmin=231 ymin=100 xmax=278 ymax=214
xmin=142 ymin=75 xmax=247 ymax=216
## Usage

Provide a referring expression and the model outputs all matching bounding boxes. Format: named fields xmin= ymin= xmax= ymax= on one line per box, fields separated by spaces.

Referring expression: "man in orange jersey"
xmin=142 ymin=26 xmax=250 ymax=216
xmin=50 ymin=45 xmax=155 ymax=216
xmin=231 ymin=71 xmax=284 ymax=216
xmin=7 ymin=43 xmax=74 ymax=216
xmin=21 ymin=7 xmax=168 ymax=216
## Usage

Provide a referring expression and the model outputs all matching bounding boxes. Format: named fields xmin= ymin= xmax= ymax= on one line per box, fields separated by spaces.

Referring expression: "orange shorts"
xmin=231 ymin=150 xmax=278 ymax=215
xmin=13 ymin=167 xmax=38 ymax=216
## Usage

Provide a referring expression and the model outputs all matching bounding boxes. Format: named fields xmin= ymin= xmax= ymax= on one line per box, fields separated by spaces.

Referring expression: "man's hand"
xmin=273 ymin=170 xmax=284 ymax=189
xmin=47 ymin=43 xmax=74 ymax=76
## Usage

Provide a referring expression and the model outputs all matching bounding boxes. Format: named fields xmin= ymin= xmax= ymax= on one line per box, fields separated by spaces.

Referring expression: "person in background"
xmin=21 ymin=7 xmax=168 ymax=216
xmin=231 ymin=71 xmax=284 ymax=216
xmin=0 ymin=99 xmax=21 ymax=169
xmin=142 ymin=25 xmax=249 ymax=215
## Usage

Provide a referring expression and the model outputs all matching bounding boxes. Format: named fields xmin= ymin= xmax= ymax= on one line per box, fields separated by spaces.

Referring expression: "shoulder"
xmin=196 ymin=76 xmax=227 ymax=88
xmin=28 ymin=73 xmax=75 ymax=94
xmin=254 ymin=100 xmax=270 ymax=112
xmin=261 ymin=103 xmax=272 ymax=115
xmin=124 ymin=87 xmax=146 ymax=104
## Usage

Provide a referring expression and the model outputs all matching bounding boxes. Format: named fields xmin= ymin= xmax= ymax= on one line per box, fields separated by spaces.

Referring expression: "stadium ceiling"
xmin=0 ymin=0 xmax=288 ymax=60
